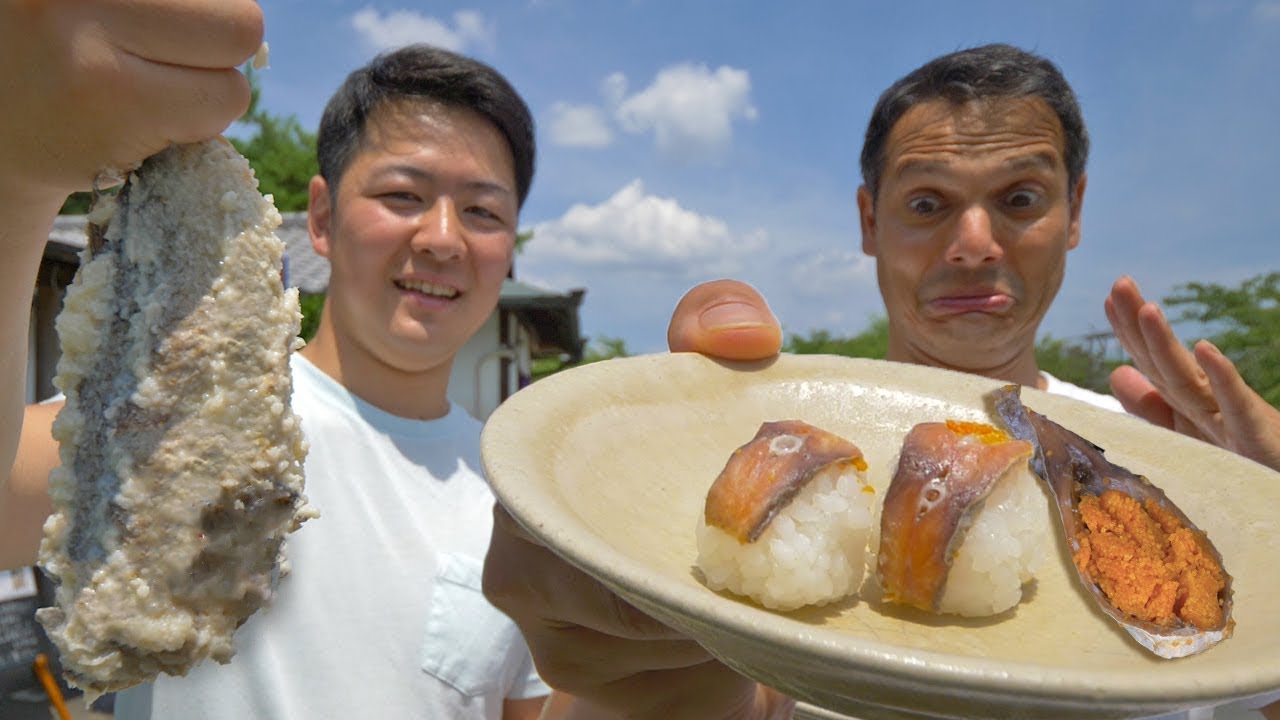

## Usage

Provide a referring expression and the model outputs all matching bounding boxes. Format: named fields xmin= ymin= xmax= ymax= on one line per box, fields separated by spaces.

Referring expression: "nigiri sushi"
xmin=696 ymin=420 xmax=876 ymax=611
xmin=877 ymin=420 xmax=1049 ymax=616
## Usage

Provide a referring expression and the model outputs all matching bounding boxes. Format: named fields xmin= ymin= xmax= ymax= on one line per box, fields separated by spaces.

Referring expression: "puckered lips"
xmin=924 ymin=286 xmax=1014 ymax=317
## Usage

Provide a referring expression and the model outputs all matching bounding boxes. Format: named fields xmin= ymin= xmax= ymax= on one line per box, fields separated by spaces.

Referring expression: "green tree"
xmin=783 ymin=316 xmax=889 ymax=358
xmin=1164 ymin=271 xmax=1280 ymax=406
xmin=530 ymin=335 xmax=629 ymax=381
xmin=781 ymin=315 xmax=1127 ymax=395
xmin=515 ymin=230 xmax=533 ymax=253
xmin=298 ymin=292 xmax=326 ymax=343
xmin=59 ymin=191 xmax=93 ymax=215
xmin=581 ymin=336 xmax=630 ymax=362
xmin=230 ymin=66 xmax=318 ymax=211
xmin=1035 ymin=333 xmax=1123 ymax=394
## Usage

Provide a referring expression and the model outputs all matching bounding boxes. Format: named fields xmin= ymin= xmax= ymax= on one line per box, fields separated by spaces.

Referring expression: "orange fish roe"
xmin=1073 ymin=489 xmax=1226 ymax=629
xmin=944 ymin=420 xmax=1010 ymax=445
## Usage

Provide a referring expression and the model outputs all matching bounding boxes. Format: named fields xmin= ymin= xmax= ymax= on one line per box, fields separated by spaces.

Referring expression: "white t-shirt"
xmin=1039 ymin=373 xmax=1276 ymax=720
xmin=115 ymin=355 xmax=548 ymax=719
xmin=1039 ymin=370 xmax=1125 ymax=413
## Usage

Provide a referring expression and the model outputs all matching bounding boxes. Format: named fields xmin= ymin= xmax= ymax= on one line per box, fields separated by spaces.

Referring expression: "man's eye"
xmin=907 ymin=196 xmax=940 ymax=215
xmin=379 ymin=191 xmax=420 ymax=204
xmin=467 ymin=206 xmax=509 ymax=226
xmin=1006 ymin=189 xmax=1040 ymax=209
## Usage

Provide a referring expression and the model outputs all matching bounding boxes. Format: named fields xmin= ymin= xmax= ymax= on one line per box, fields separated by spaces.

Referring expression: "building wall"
xmin=27 ymin=272 xmax=74 ymax=404
xmin=447 ymin=311 xmax=531 ymax=420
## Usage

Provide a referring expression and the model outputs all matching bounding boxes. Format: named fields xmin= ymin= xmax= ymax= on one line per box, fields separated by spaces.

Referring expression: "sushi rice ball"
xmin=696 ymin=420 xmax=876 ymax=611
xmin=877 ymin=420 xmax=1050 ymax=617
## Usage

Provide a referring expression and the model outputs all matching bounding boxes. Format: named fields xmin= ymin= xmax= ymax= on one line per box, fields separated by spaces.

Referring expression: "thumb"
xmin=666 ymin=280 xmax=782 ymax=361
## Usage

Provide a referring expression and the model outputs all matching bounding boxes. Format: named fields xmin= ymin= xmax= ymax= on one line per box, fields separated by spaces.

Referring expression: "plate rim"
xmin=482 ymin=352 xmax=1280 ymax=711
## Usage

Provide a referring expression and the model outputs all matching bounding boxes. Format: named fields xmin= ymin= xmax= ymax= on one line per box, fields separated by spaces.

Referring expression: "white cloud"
xmin=781 ymin=248 xmax=876 ymax=299
xmin=612 ymin=63 xmax=757 ymax=157
xmin=1255 ymin=0 xmax=1280 ymax=20
xmin=601 ymin=73 xmax=628 ymax=107
xmin=547 ymin=103 xmax=614 ymax=148
xmin=527 ymin=180 xmax=766 ymax=272
xmin=545 ymin=64 xmax=756 ymax=157
xmin=350 ymin=8 xmax=494 ymax=53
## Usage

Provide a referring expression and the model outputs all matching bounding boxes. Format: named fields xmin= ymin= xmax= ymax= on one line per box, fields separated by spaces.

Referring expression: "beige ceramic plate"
xmin=481 ymin=353 xmax=1280 ymax=720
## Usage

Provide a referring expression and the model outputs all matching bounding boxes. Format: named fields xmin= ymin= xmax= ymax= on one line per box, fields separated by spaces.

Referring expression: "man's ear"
xmin=857 ymin=185 xmax=877 ymax=256
xmin=1067 ymin=172 xmax=1086 ymax=251
xmin=308 ymin=175 xmax=333 ymax=258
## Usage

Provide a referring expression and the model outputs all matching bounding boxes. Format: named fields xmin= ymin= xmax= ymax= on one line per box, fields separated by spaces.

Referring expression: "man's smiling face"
xmin=310 ymin=100 xmax=518 ymax=378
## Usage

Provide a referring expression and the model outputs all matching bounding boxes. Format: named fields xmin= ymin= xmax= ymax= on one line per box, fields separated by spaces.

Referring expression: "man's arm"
xmin=502 ymin=695 xmax=549 ymax=720
xmin=1106 ymin=276 xmax=1280 ymax=471
xmin=484 ymin=280 xmax=792 ymax=720
xmin=0 ymin=403 xmax=62 ymax=571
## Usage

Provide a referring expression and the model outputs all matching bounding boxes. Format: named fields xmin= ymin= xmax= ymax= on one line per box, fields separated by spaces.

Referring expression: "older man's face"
xmin=858 ymin=97 xmax=1084 ymax=376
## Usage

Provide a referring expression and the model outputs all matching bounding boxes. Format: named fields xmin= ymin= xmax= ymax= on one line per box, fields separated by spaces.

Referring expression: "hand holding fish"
xmin=0 ymin=0 xmax=263 ymax=199
xmin=0 ymin=0 xmax=265 ymax=526
xmin=1105 ymin=276 xmax=1280 ymax=472
xmin=482 ymin=282 xmax=792 ymax=719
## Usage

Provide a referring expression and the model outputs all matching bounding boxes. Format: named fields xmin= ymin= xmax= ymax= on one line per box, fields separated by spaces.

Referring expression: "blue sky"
xmin=251 ymin=0 xmax=1280 ymax=354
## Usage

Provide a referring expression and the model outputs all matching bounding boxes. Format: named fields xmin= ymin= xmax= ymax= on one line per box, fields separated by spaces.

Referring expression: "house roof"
xmin=47 ymin=212 xmax=587 ymax=362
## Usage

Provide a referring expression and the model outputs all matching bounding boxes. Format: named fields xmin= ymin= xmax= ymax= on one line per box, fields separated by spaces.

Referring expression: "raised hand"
xmin=0 ymin=0 xmax=266 ymax=571
xmin=1105 ymin=276 xmax=1280 ymax=471
xmin=0 ymin=0 xmax=264 ymax=199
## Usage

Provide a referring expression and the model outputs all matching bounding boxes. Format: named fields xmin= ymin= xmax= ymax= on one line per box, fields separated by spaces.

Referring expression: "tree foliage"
xmin=1164 ymin=271 xmax=1280 ymax=406
xmin=783 ymin=316 xmax=889 ymax=358
xmin=781 ymin=315 xmax=1124 ymax=394
xmin=530 ymin=335 xmax=629 ymax=381
xmin=59 ymin=192 xmax=93 ymax=215
xmin=515 ymin=230 xmax=533 ymax=253
xmin=229 ymin=66 xmax=318 ymax=212
xmin=1035 ymin=334 xmax=1123 ymax=394
xmin=580 ymin=336 xmax=631 ymax=362
xmin=298 ymin=292 xmax=325 ymax=343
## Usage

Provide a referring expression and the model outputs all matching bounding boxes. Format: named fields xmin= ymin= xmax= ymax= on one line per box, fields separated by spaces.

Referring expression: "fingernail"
xmin=700 ymin=301 xmax=772 ymax=330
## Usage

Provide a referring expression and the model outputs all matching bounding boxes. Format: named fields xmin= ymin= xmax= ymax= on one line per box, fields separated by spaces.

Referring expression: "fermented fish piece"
xmin=992 ymin=385 xmax=1233 ymax=659
xmin=696 ymin=420 xmax=876 ymax=611
xmin=38 ymin=139 xmax=315 ymax=693
xmin=877 ymin=421 xmax=1047 ymax=616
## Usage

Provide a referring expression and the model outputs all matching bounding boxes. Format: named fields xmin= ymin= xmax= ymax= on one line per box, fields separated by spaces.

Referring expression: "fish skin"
xmin=37 ymin=139 xmax=315 ymax=694
xmin=991 ymin=384 xmax=1234 ymax=659
xmin=876 ymin=421 xmax=1033 ymax=612
xmin=704 ymin=420 xmax=865 ymax=543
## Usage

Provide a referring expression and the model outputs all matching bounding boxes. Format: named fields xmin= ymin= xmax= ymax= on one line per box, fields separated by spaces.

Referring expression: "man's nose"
xmin=411 ymin=197 xmax=465 ymax=260
xmin=946 ymin=205 xmax=1002 ymax=267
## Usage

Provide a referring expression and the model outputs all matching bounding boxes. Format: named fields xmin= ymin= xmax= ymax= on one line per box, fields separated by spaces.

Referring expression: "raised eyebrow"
xmin=1003 ymin=151 xmax=1060 ymax=174
xmin=895 ymin=152 xmax=1059 ymax=181
xmin=894 ymin=158 xmax=950 ymax=181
